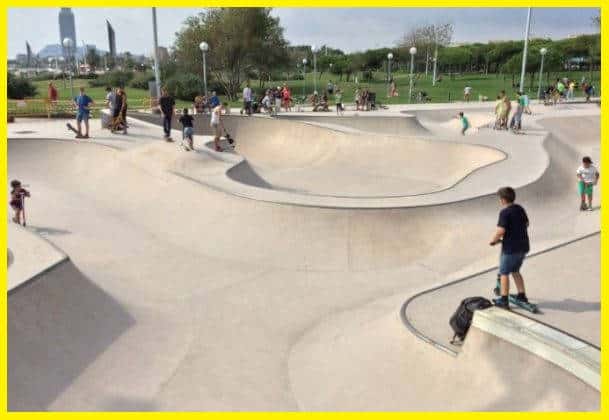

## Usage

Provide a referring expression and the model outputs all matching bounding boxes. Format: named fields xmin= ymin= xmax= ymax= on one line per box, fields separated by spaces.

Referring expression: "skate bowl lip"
xmin=125 ymin=111 xmax=550 ymax=209
xmin=36 ymin=110 xmax=550 ymax=209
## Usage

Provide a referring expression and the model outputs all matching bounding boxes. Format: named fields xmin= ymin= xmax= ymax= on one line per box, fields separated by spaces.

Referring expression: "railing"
xmin=7 ymin=98 xmax=157 ymax=118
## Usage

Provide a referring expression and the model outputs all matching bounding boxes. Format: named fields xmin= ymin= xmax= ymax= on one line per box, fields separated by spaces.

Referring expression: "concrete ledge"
xmin=472 ymin=307 xmax=600 ymax=391
xmin=8 ymin=223 xmax=68 ymax=294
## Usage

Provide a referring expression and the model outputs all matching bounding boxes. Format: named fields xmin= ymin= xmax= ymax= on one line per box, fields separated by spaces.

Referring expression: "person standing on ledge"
xmin=490 ymin=187 xmax=530 ymax=309
xmin=159 ymin=88 xmax=175 ymax=142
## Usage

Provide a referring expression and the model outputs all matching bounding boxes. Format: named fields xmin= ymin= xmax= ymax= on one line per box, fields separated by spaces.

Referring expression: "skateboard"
xmin=66 ymin=122 xmax=82 ymax=137
xmin=493 ymin=274 xmax=539 ymax=313
xmin=224 ymin=131 xmax=236 ymax=150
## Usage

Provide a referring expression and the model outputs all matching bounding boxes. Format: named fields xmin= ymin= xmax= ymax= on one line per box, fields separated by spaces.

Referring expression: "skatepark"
xmin=7 ymin=101 xmax=601 ymax=411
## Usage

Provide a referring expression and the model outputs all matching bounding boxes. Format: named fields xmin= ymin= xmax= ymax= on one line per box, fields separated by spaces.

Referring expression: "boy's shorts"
xmin=499 ymin=252 xmax=526 ymax=275
xmin=76 ymin=110 xmax=90 ymax=122
xmin=210 ymin=122 xmax=221 ymax=137
xmin=183 ymin=126 xmax=194 ymax=139
xmin=578 ymin=181 xmax=594 ymax=195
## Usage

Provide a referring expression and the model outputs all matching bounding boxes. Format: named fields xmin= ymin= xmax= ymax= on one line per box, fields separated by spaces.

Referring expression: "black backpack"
xmin=449 ymin=297 xmax=493 ymax=344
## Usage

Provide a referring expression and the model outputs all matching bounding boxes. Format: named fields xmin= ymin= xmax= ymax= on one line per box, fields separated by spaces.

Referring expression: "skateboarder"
xmin=577 ymin=156 xmax=600 ymax=211
xmin=489 ymin=187 xmax=530 ymax=309
xmin=210 ymin=102 xmax=226 ymax=151
xmin=72 ymin=87 xmax=94 ymax=138
xmin=10 ymin=179 xmax=30 ymax=225
xmin=179 ymin=108 xmax=195 ymax=151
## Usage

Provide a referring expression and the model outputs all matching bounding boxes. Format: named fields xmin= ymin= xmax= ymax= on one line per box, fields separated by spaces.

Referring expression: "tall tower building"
xmin=107 ymin=20 xmax=116 ymax=58
xmin=59 ymin=8 xmax=77 ymax=55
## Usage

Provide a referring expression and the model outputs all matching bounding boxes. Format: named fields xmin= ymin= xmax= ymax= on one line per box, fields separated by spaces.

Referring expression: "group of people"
xmin=493 ymin=90 xmax=530 ymax=133
xmin=104 ymin=86 xmax=129 ymax=134
xmin=544 ymin=77 xmax=596 ymax=105
xmin=159 ymin=88 xmax=228 ymax=152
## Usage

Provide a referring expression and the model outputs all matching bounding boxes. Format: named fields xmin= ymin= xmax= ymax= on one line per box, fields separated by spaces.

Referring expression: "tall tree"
xmin=173 ymin=8 xmax=289 ymax=99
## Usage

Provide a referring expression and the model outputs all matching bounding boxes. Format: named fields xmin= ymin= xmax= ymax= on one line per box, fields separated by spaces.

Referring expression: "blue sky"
xmin=8 ymin=7 xmax=600 ymax=58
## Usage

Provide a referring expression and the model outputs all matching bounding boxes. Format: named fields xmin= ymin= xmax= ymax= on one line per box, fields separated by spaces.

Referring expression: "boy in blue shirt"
xmin=73 ymin=87 xmax=95 ymax=138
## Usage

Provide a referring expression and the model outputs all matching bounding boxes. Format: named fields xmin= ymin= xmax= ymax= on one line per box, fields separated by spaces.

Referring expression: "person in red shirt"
xmin=47 ymin=82 xmax=58 ymax=114
xmin=282 ymin=84 xmax=292 ymax=112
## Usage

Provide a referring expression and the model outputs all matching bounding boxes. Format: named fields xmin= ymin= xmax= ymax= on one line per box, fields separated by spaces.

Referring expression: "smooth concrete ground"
xmin=7 ymin=102 xmax=601 ymax=411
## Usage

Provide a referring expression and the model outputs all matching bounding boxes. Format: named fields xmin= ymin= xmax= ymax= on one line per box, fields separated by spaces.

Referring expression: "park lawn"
xmin=30 ymin=69 xmax=599 ymax=110
xmin=30 ymin=79 xmax=193 ymax=109
xmin=245 ymin=69 xmax=600 ymax=106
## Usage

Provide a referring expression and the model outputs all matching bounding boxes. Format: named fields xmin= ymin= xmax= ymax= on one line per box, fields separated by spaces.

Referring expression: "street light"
xmin=409 ymin=47 xmax=417 ymax=103
xmin=520 ymin=7 xmax=532 ymax=93
xmin=537 ymin=47 xmax=548 ymax=101
xmin=199 ymin=41 xmax=209 ymax=97
xmin=302 ymin=58 xmax=308 ymax=98
xmin=387 ymin=52 xmax=394 ymax=96
xmin=312 ymin=45 xmax=320 ymax=94
xmin=62 ymin=37 xmax=74 ymax=99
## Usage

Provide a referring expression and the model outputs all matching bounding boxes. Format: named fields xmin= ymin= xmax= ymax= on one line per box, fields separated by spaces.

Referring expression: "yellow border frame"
xmin=1 ymin=2 xmax=606 ymax=416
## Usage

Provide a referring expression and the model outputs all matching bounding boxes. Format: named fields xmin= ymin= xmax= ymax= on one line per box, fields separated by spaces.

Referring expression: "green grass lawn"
xmin=252 ymin=69 xmax=600 ymax=106
xmin=30 ymin=79 xmax=192 ymax=109
xmin=28 ymin=69 xmax=600 ymax=111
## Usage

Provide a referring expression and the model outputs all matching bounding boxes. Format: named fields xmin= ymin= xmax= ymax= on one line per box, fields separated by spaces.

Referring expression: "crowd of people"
xmin=543 ymin=77 xmax=595 ymax=105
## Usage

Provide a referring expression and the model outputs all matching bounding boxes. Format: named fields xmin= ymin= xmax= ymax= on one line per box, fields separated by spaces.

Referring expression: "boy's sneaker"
xmin=493 ymin=297 xmax=510 ymax=309
xmin=587 ymin=206 xmax=594 ymax=211
xmin=514 ymin=293 xmax=529 ymax=303
xmin=580 ymin=203 xmax=588 ymax=211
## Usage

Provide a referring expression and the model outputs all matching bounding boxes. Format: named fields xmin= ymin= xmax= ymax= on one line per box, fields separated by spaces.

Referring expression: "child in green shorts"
xmin=459 ymin=112 xmax=469 ymax=135
xmin=576 ymin=156 xmax=600 ymax=211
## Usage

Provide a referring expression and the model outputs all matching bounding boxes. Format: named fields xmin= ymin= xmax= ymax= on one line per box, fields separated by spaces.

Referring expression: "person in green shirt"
xmin=459 ymin=112 xmax=469 ymax=135
xmin=556 ymin=78 xmax=566 ymax=101
xmin=335 ymin=88 xmax=344 ymax=116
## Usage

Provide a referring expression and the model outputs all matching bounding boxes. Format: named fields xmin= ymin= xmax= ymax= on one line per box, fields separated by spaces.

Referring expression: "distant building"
xmin=107 ymin=20 xmax=116 ymax=58
xmin=156 ymin=46 xmax=169 ymax=62
xmin=59 ymin=8 xmax=77 ymax=55
xmin=37 ymin=43 xmax=101 ymax=60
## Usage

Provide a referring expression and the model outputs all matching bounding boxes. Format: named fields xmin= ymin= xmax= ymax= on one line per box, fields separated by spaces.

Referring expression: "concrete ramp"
xmin=276 ymin=114 xmax=430 ymax=136
xmin=229 ymin=122 xmax=504 ymax=197
xmin=8 ymin=259 xmax=135 ymax=411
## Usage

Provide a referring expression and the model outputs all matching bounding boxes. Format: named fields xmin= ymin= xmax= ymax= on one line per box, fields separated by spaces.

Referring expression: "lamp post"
xmin=199 ymin=41 xmax=209 ymax=97
xmin=409 ymin=47 xmax=417 ymax=103
xmin=537 ymin=48 xmax=547 ymax=101
xmin=62 ymin=37 xmax=74 ymax=99
xmin=519 ymin=7 xmax=532 ymax=93
xmin=312 ymin=45 xmax=320 ymax=93
xmin=151 ymin=8 xmax=161 ymax=99
xmin=302 ymin=58 xmax=307 ymax=98
xmin=387 ymin=52 xmax=393 ymax=96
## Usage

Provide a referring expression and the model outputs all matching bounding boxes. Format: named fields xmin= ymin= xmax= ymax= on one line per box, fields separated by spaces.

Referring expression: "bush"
xmin=130 ymin=72 xmax=155 ymax=89
xmin=89 ymin=70 xmax=134 ymax=88
xmin=164 ymin=73 xmax=203 ymax=101
xmin=8 ymin=72 xmax=37 ymax=99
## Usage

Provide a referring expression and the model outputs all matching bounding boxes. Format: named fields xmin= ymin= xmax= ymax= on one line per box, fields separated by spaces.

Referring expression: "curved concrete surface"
xmin=276 ymin=114 xmax=430 ymax=136
xmin=132 ymin=111 xmax=550 ymax=208
xmin=228 ymin=124 xmax=504 ymax=198
xmin=403 ymin=233 xmax=600 ymax=356
xmin=7 ymin=103 xmax=600 ymax=410
xmin=287 ymin=297 xmax=598 ymax=411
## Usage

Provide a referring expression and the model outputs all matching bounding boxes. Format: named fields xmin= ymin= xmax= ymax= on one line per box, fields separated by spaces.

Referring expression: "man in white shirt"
xmin=242 ymin=83 xmax=252 ymax=116
xmin=464 ymin=85 xmax=472 ymax=102
xmin=576 ymin=156 xmax=600 ymax=211
xmin=210 ymin=102 xmax=226 ymax=152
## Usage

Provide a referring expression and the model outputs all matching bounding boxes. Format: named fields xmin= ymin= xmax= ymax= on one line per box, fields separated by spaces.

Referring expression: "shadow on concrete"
xmin=8 ymin=260 xmax=135 ymax=411
xmin=98 ymin=396 xmax=159 ymax=411
xmin=29 ymin=225 xmax=72 ymax=236
xmin=536 ymin=299 xmax=601 ymax=313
